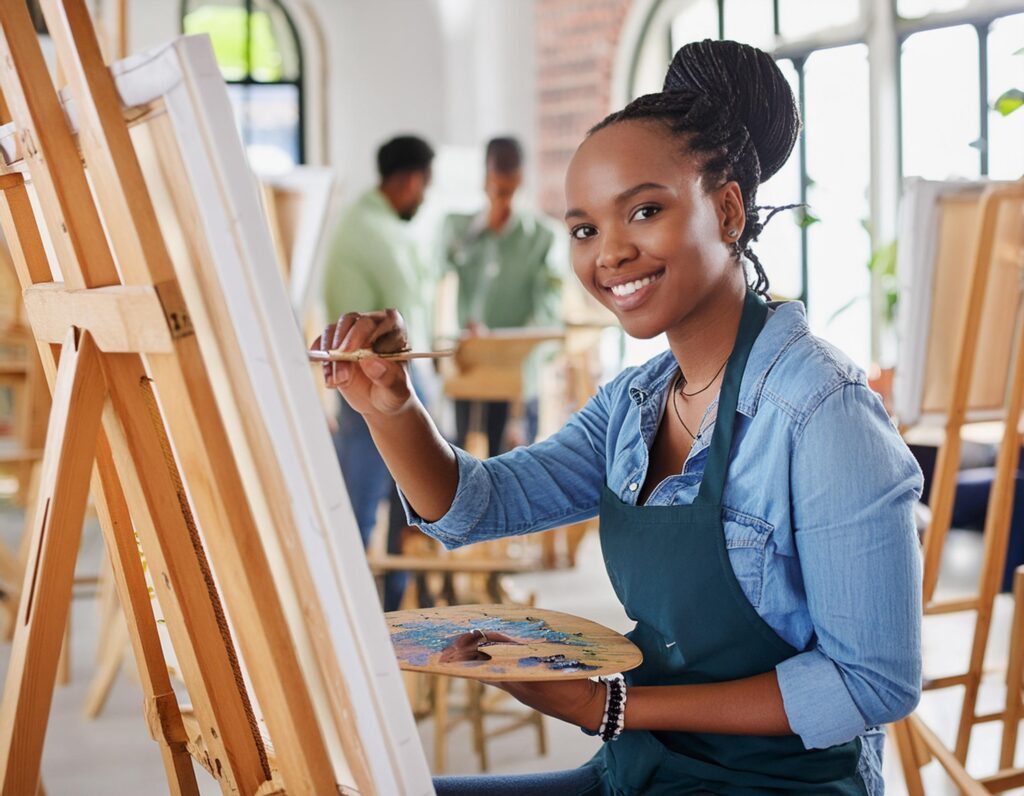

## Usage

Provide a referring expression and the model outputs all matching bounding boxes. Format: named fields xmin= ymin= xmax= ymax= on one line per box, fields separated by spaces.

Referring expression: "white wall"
xmin=127 ymin=0 xmax=538 ymax=203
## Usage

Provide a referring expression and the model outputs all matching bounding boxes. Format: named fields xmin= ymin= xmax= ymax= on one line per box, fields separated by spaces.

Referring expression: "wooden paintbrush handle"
xmin=308 ymin=348 xmax=455 ymax=362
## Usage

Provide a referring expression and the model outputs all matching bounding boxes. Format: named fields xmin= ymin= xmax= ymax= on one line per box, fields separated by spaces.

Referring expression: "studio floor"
xmin=0 ymin=496 xmax=1019 ymax=795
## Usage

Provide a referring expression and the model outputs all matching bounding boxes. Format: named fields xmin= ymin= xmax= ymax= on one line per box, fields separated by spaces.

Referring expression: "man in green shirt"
xmin=324 ymin=136 xmax=434 ymax=350
xmin=440 ymin=137 xmax=563 ymax=455
xmin=323 ymin=135 xmax=434 ymax=611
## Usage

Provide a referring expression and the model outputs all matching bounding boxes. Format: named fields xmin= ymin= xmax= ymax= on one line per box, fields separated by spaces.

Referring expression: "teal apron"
xmin=591 ymin=291 xmax=866 ymax=795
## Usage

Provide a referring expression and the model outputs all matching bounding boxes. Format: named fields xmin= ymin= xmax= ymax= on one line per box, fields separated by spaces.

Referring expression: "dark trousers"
xmin=455 ymin=400 xmax=511 ymax=457
xmin=333 ymin=398 xmax=409 ymax=611
xmin=434 ymin=766 xmax=602 ymax=795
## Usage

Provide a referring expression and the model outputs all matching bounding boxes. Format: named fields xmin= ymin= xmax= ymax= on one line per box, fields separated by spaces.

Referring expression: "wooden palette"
xmin=386 ymin=604 xmax=642 ymax=682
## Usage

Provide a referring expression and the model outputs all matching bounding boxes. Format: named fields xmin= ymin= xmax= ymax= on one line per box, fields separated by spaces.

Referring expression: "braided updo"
xmin=591 ymin=39 xmax=801 ymax=298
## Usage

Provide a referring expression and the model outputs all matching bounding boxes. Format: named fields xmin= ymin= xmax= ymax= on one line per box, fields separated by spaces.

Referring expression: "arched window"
xmin=181 ymin=0 xmax=305 ymax=172
xmin=623 ymin=0 xmax=1024 ymax=369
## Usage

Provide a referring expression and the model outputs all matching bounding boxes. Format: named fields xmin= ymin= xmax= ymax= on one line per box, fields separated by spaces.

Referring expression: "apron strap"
xmin=695 ymin=290 xmax=768 ymax=507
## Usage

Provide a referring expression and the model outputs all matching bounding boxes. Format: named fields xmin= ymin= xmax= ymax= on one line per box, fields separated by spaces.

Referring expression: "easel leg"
xmin=2 ymin=459 xmax=41 ymax=643
xmin=1000 ymin=566 xmax=1024 ymax=768
xmin=82 ymin=613 xmax=126 ymax=719
xmin=0 ymin=161 xmax=197 ymax=794
xmin=891 ymin=718 xmax=926 ymax=796
xmin=0 ymin=329 xmax=105 ymax=796
xmin=0 ymin=542 xmax=22 ymax=637
xmin=56 ymin=616 xmax=71 ymax=685
xmin=83 ymin=553 xmax=128 ymax=719
xmin=956 ymin=425 xmax=1022 ymax=762
xmin=87 ymin=432 xmax=198 ymax=795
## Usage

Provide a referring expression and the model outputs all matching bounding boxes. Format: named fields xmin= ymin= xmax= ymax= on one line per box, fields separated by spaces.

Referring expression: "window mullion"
xmin=978 ymin=22 xmax=989 ymax=176
xmin=794 ymin=55 xmax=809 ymax=308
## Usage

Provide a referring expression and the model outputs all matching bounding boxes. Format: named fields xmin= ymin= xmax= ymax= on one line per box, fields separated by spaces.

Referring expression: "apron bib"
xmin=591 ymin=291 xmax=866 ymax=796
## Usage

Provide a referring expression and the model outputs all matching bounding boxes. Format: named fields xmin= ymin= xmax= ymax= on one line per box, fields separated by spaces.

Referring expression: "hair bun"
xmin=663 ymin=39 xmax=800 ymax=182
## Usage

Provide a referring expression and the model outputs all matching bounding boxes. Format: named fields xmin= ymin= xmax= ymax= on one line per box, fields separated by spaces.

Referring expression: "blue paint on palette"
xmin=407 ymin=652 xmax=430 ymax=667
xmin=517 ymin=655 xmax=598 ymax=673
xmin=390 ymin=615 xmax=595 ymax=673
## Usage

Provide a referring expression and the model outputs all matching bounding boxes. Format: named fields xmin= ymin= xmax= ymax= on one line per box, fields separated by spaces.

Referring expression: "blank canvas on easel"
xmin=894 ymin=177 xmax=1024 ymax=427
xmin=0 ymin=22 xmax=432 ymax=795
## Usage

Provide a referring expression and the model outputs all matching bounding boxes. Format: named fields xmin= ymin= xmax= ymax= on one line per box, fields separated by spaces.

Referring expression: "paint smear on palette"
xmin=390 ymin=615 xmax=597 ymax=673
xmin=517 ymin=655 xmax=598 ymax=673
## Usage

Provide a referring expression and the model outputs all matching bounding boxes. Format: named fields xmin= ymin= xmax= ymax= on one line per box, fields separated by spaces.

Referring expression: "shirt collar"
xmin=467 ymin=208 xmax=527 ymax=240
xmin=364 ymin=187 xmax=402 ymax=221
xmin=625 ymin=300 xmax=810 ymax=418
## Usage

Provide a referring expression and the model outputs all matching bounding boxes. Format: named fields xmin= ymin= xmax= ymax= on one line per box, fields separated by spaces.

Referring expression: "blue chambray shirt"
xmin=405 ymin=301 xmax=923 ymax=793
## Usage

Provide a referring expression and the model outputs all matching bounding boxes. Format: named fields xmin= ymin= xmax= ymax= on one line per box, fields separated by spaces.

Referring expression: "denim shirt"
xmin=405 ymin=301 xmax=923 ymax=791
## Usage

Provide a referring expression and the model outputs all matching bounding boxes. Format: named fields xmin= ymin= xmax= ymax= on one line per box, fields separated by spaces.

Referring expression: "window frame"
xmin=622 ymin=0 xmax=1024 ymax=358
xmin=179 ymin=0 xmax=307 ymax=165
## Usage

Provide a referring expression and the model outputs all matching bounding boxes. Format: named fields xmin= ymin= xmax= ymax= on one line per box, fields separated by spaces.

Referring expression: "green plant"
xmin=827 ymin=239 xmax=898 ymax=327
xmin=994 ymin=46 xmax=1024 ymax=116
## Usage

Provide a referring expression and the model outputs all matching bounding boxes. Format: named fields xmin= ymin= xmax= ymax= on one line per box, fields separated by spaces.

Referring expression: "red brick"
xmin=535 ymin=0 xmax=633 ymax=216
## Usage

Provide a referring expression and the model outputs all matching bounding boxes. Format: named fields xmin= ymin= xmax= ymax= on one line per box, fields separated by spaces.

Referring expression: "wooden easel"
xmin=893 ymin=565 xmax=1024 ymax=795
xmin=0 ymin=210 xmax=53 ymax=648
xmin=894 ymin=182 xmax=1024 ymax=791
xmin=0 ymin=2 xmax=431 ymax=793
xmin=84 ymin=166 xmax=336 ymax=721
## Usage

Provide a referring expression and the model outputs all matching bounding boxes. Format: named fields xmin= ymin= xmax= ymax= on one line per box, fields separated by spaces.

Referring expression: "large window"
xmin=182 ymin=0 xmax=304 ymax=173
xmin=626 ymin=0 xmax=1024 ymax=369
xmin=900 ymin=12 xmax=1024 ymax=180
xmin=630 ymin=0 xmax=871 ymax=366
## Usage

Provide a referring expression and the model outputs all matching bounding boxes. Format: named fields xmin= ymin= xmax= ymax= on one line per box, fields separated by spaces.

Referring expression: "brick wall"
xmin=534 ymin=0 xmax=633 ymax=217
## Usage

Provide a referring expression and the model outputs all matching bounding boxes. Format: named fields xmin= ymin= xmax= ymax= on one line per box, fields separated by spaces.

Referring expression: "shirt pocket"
xmin=721 ymin=506 xmax=773 ymax=610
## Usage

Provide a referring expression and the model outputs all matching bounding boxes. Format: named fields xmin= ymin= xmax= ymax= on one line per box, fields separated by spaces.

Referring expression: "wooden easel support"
xmin=894 ymin=182 xmax=1024 ymax=789
xmin=896 ymin=568 xmax=1024 ymax=795
xmin=0 ymin=2 xmax=350 ymax=792
xmin=0 ymin=171 xmax=202 ymax=796
xmin=0 ymin=327 xmax=106 ymax=795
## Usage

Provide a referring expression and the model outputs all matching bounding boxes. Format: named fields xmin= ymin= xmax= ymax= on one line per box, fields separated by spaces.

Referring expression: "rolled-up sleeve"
xmin=778 ymin=381 xmax=924 ymax=749
xmin=401 ymin=381 xmax=613 ymax=548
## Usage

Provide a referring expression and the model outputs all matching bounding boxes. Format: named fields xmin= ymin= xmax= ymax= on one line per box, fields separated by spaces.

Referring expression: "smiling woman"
xmin=315 ymin=38 xmax=923 ymax=796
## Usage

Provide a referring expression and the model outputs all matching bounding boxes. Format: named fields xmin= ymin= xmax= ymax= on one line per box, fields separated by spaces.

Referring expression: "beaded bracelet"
xmin=580 ymin=675 xmax=627 ymax=741
xmin=601 ymin=675 xmax=626 ymax=742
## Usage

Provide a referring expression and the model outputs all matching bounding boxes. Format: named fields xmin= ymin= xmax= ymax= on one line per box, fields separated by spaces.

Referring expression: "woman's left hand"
xmin=494 ymin=678 xmax=606 ymax=731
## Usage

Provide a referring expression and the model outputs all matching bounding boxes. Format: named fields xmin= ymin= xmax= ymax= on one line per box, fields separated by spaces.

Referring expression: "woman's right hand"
xmin=313 ymin=309 xmax=414 ymax=418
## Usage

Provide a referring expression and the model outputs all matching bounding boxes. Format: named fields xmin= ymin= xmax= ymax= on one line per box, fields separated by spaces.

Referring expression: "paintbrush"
xmin=308 ymin=347 xmax=455 ymax=363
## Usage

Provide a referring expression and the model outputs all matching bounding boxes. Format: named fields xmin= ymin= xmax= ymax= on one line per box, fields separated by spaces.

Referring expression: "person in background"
xmin=440 ymin=137 xmax=562 ymax=455
xmin=322 ymin=134 xmax=435 ymax=611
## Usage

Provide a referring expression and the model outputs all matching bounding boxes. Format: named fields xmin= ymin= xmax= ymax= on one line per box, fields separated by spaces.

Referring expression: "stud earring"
xmin=727 ymin=228 xmax=739 ymax=238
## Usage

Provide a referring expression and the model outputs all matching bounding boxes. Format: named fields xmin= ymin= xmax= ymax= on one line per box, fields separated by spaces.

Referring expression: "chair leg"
xmin=533 ymin=709 xmax=547 ymax=757
xmin=469 ymin=680 xmax=488 ymax=772
xmin=433 ymin=674 xmax=449 ymax=774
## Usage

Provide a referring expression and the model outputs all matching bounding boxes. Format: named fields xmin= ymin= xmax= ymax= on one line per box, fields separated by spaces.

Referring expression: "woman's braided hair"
xmin=591 ymin=39 xmax=802 ymax=298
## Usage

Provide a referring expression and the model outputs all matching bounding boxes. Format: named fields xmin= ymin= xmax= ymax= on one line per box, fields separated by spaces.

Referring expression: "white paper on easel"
xmin=893 ymin=178 xmax=999 ymax=427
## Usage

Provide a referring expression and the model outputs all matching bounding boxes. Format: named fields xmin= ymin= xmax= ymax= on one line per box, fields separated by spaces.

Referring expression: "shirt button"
xmin=628 ymin=483 xmax=639 ymax=492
